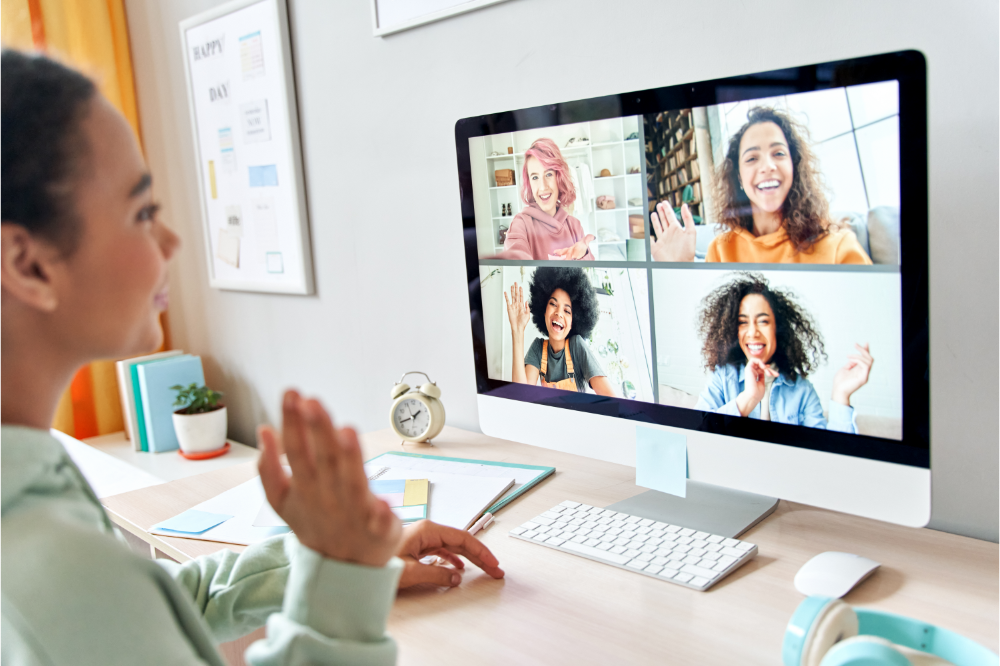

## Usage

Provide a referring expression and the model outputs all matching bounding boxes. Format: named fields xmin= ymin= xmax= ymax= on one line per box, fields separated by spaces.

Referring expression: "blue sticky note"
xmin=248 ymin=164 xmax=278 ymax=187
xmin=369 ymin=479 xmax=406 ymax=494
xmin=635 ymin=425 xmax=687 ymax=498
xmin=154 ymin=509 xmax=232 ymax=534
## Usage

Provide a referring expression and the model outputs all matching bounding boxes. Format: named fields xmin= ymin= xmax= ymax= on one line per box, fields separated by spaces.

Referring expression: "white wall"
xmin=124 ymin=0 xmax=998 ymax=541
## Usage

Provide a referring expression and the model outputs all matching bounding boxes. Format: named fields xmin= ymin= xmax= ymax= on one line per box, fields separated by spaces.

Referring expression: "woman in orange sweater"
xmin=650 ymin=107 xmax=872 ymax=265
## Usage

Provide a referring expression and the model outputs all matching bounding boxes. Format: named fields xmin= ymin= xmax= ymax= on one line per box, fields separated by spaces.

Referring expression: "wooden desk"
xmin=102 ymin=426 xmax=999 ymax=664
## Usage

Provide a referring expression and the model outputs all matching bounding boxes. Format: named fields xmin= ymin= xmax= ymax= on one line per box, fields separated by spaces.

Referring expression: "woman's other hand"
xmin=831 ymin=343 xmax=873 ymax=406
xmin=504 ymin=281 xmax=531 ymax=334
xmin=650 ymin=202 xmax=697 ymax=262
xmin=257 ymin=391 xmax=402 ymax=567
xmin=396 ymin=520 xmax=505 ymax=589
xmin=737 ymin=358 xmax=778 ymax=416
xmin=551 ymin=234 xmax=595 ymax=260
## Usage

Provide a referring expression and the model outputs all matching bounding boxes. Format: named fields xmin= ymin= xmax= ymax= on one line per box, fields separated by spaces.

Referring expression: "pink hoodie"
xmin=497 ymin=205 xmax=594 ymax=261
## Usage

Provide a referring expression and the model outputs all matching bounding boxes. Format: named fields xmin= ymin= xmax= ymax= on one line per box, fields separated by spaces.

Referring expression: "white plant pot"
xmin=172 ymin=406 xmax=227 ymax=454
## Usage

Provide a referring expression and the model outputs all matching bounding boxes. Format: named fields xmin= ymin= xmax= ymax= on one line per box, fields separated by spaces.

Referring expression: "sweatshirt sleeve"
xmin=244 ymin=542 xmax=403 ymax=666
xmin=497 ymin=216 xmax=535 ymax=260
xmin=694 ymin=368 xmax=742 ymax=416
xmin=568 ymin=217 xmax=594 ymax=260
xmin=835 ymin=232 xmax=874 ymax=265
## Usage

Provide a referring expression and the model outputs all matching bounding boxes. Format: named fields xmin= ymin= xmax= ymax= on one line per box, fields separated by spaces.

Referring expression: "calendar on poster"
xmin=180 ymin=0 xmax=314 ymax=294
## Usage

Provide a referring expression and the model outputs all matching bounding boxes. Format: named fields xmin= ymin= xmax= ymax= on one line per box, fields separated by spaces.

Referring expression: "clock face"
xmin=393 ymin=397 xmax=430 ymax=438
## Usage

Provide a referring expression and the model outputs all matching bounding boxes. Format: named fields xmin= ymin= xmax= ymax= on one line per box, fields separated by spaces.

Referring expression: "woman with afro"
xmin=504 ymin=267 xmax=614 ymax=396
xmin=694 ymin=273 xmax=873 ymax=432
xmin=651 ymin=107 xmax=872 ymax=265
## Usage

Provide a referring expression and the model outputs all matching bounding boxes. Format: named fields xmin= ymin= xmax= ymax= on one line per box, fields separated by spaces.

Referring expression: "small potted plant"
xmin=171 ymin=383 xmax=227 ymax=456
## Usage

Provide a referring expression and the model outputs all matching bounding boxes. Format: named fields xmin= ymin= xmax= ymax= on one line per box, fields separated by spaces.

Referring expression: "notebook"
xmin=364 ymin=451 xmax=555 ymax=519
xmin=136 ymin=355 xmax=204 ymax=453
xmin=115 ymin=350 xmax=183 ymax=451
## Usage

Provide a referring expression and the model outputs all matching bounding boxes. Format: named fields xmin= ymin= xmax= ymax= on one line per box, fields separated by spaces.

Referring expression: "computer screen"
xmin=456 ymin=51 xmax=929 ymax=525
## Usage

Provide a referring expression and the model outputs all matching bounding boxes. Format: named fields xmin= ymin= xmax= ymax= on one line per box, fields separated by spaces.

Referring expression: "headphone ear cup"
xmin=390 ymin=383 xmax=410 ymax=399
xmin=802 ymin=600 xmax=860 ymax=666
xmin=419 ymin=383 xmax=441 ymax=399
xmin=820 ymin=636 xmax=912 ymax=666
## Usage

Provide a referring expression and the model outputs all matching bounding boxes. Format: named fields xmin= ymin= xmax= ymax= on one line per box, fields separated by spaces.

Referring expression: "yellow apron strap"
xmin=564 ymin=342 xmax=574 ymax=376
xmin=540 ymin=340 xmax=548 ymax=376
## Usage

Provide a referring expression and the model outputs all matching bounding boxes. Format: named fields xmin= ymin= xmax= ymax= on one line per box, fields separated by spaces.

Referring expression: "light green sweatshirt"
xmin=1 ymin=425 xmax=404 ymax=665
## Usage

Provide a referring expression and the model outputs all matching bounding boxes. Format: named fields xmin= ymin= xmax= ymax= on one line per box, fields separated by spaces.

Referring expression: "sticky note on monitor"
xmin=154 ymin=509 xmax=232 ymax=534
xmin=370 ymin=478 xmax=429 ymax=522
xmin=635 ymin=425 xmax=687 ymax=498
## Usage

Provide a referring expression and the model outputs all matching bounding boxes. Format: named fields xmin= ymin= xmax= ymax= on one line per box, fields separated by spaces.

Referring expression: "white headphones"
xmin=783 ymin=597 xmax=997 ymax=666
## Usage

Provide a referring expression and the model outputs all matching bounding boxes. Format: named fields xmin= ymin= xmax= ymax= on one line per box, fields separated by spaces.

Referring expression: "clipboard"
xmin=364 ymin=451 xmax=554 ymax=516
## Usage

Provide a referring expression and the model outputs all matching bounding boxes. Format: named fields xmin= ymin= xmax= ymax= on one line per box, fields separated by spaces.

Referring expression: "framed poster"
xmin=371 ymin=0 xmax=511 ymax=37
xmin=180 ymin=0 xmax=314 ymax=294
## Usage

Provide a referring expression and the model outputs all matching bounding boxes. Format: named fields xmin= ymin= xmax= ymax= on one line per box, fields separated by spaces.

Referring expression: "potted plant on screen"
xmin=171 ymin=383 xmax=228 ymax=457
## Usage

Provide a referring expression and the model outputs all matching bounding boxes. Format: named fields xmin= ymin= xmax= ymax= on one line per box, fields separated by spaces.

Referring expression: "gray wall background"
xmin=124 ymin=0 xmax=998 ymax=541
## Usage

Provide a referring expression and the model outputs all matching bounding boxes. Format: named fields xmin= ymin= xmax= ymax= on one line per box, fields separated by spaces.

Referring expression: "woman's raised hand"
xmin=504 ymin=281 xmax=531 ymax=334
xmin=737 ymin=358 xmax=779 ymax=416
xmin=650 ymin=202 xmax=697 ymax=262
xmin=551 ymin=234 xmax=595 ymax=260
xmin=257 ymin=390 xmax=402 ymax=567
xmin=831 ymin=343 xmax=874 ymax=406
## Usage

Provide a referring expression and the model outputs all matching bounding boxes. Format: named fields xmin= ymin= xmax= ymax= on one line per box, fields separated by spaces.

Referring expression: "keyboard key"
xmin=705 ymin=543 xmax=722 ymax=553
xmin=596 ymin=542 xmax=612 ymax=551
xmin=635 ymin=526 xmax=652 ymax=535
xmin=582 ymin=520 xmax=598 ymax=529
xmin=600 ymin=533 xmax=616 ymax=543
xmin=607 ymin=527 xmax=624 ymax=536
xmin=690 ymin=576 xmax=710 ymax=588
xmin=601 ymin=509 xmax=619 ymax=517
xmin=706 ymin=535 xmax=724 ymax=544
xmin=611 ymin=519 xmax=627 ymax=528
xmin=674 ymin=573 xmax=693 ymax=583
xmin=693 ymin=531 xmax=710 ymax=540
xmin=736 ymin=541 xmax=754 ymax=552
xmin=647 ymin=537 xmax=664 ymax=546
xmin=655 ymin=547 xmax=674 ymax=557
xmin=562 ymin=540 xmax=632 ymax=565
xmin=682 ymin=555 xmax=702 ymax=565
xmin=625 ymin=516 xmax=641 ymax=524
xmin=621 ymin=530 xmax=637 ymax=539
xmin=645 ymin=565 xmax=663 ymax=575
xmin=681 ymin=564 xmax=719 ymax=579
xmin=623 ymin=549 xmax=642 ymax=559
xmin=652 ymin=522 xmax=669 ymax=530
xmin=664 ymin=525 xmax=681 ymax=533
xmin=584 ymin=538 xmax=601 ymax=547
xmin=626 ymin=559 xmax=649 ymax=570
xmin=530 ymin=531 xmax=549 ymax=541
xmin=638 ymin=518 xmax=654 ymax=527
xmin=674 ymin=536 xmax=693 ymax=545
xmin=576 ymin=529 xmax=593 ymax=538
xmin=722 ymin=538 xmax=740 ymax=548
xmin=578 ymin=504 xmax=594 ymax=510
xmin=614 ymin=537 xmax=631 ymax=547
xmin=652 ymin=556 xmax=669 ymax=566
xmin=545 ymin=537 xmax=566 ymax=546
xmin=571 ymin=535 xmax=588 ymax=544
xmin=691 ymin=539 xmax=708 ymax=549
xmin=591 ymin=524 xmax=609 ymax=533
xmin=521 ymin=522 xmax=539 ymax=530
xmin=702 ymin=552 xmax=721 ymax=562
xmin=559 ymin=501 xmax=580 ymax=508
xmin=522 ymin=530 xmax=538 ymax=539
xmin=674 ymin=545 xmax=692 ymax=554
xmin=715 ymin=556 xmax=737 ymax=569
xmin=549 ymin=506 xmax=567 ymax=513
xmin=510 ymin=526 xmax=526 ymax=535
xmin=721 ymin=547 xmax=743 ymax=558
xmin=659 ymin=568 xmax=679 ymax=579
xmin=679 ymin=528 xmax=696 ymax=537
xmin=699 ymin=558 xmax=718 ymax=569
xmin=689 ymin=548 xmax=707 ymax=558
xmin=631 ymin=534 xmax=649 ymax=544
xmin=541 ymin=511 xmax=562 ymax=520
xmin=639 ymin=544 xmax=657 ymax=554
xmin=610 ymin=546 xmax=627 ymax=555
xmin=637 ymin=552 xmax=655 ymax=562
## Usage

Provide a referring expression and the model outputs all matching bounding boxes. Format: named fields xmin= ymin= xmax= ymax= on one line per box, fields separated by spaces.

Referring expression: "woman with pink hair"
xmin=499 ymin=138 xmax=595 ymax=260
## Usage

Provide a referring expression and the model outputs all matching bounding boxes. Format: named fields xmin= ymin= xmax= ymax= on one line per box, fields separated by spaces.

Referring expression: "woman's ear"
xmin=0 ymin=223 xmax=61 ymax=312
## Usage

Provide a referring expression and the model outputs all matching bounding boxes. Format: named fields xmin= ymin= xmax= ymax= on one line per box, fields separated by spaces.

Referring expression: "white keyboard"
xmin=509 ymin=500 xmax=757 ymax=591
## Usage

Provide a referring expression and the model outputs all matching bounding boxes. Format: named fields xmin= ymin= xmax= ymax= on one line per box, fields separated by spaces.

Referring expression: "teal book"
xmin=130 ymin=355 xmax=187 ymax=452
xmin=136 ymin=355 xmax=204 ymax=453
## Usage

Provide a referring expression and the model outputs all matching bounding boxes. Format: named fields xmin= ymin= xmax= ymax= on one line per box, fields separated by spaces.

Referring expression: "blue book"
xmin=136 ymin=355 xmax=204 ymax=453
xmin=127 ymin=353 xmax=183 ymax=452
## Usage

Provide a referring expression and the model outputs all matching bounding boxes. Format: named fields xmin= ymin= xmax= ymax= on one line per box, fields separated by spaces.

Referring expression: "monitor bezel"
xmin=456 ymin=50 xmax=928 ymax=469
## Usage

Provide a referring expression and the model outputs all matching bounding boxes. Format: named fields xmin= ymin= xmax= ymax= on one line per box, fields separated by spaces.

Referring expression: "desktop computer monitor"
xmin=456 ymin=50 xmax=929 ymax=530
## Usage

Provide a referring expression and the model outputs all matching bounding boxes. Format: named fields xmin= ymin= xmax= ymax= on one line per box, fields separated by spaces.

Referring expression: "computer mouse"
xmin=794 ymin=551 xmax=880 ymax=598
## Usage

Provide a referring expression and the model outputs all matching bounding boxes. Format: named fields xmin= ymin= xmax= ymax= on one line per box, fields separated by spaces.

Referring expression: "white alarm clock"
xmin=389 ymin=371 xmax=446 ymax=444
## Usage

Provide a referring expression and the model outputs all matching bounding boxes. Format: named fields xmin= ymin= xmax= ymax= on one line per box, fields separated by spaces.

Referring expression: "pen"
xmin=469 ymin=512 xmax=494 ymax=535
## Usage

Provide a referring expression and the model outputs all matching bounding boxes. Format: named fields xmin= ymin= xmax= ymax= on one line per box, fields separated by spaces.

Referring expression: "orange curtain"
xmin=2 ymin=0 xmax=170 ymax=439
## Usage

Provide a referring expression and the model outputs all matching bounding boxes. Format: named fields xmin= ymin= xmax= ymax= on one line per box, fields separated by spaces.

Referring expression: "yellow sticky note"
xmin=208 ymin=160 xmax=217 ymax=199
xmin=403 ymin=479 xmax=428 ymax=506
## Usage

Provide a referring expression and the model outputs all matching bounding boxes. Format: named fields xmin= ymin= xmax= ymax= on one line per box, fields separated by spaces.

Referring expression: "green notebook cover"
xmin=365 ymin=451 xmax=554 ymax=516
xmin=130 ymin=355 xmax=192 ymax=452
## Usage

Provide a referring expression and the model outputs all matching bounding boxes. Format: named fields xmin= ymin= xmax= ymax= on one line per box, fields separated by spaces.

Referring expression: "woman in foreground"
xmin=693 ymin=273 xmax=873 ymax=432
xmin=1 ymin=50 xmax=502 ymax=665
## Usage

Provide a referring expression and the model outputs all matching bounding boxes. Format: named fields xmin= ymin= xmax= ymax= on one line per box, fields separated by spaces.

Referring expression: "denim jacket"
xmin=694 ymin=364 xmax=858 ymax=434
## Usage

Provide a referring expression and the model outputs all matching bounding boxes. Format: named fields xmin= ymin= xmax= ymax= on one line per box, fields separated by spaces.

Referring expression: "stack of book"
xmin=115 ymin=351 xmax=205 ymax=453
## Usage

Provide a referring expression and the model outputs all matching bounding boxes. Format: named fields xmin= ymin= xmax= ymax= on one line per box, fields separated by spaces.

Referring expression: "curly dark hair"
xmin=528 ymin=266 xmax=599 ymax=340
xmin=712 ymin=107 xmax=833 ymax=254
xmin=2 ymin=50 xmax=97 ymax=255
xmin=698 ymin=272 xmax=826 ymax=380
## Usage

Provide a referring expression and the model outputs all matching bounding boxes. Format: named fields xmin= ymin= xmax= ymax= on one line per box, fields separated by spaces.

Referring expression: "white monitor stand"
xmin=479 ymin=395 xmax=930 ymax=534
